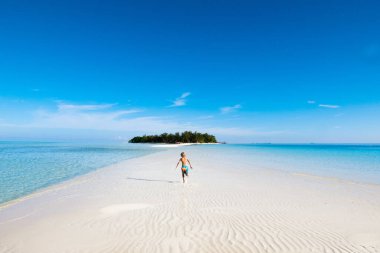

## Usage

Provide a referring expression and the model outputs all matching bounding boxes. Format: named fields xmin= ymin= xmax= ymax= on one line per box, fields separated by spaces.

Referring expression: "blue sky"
xmin=0 ymin=0 xmax=379 ymax=143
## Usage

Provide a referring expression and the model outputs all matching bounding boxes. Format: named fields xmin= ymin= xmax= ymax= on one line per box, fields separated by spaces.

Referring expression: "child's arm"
xmin=175 ymin=159 xmax=180 ymax=169
xmin=187 ymin=159 xmax=193 ymax=169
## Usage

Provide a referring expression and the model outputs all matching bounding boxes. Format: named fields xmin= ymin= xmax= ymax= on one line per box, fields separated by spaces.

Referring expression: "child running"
xmin=176 ymin=152 xmax=193 ymax=183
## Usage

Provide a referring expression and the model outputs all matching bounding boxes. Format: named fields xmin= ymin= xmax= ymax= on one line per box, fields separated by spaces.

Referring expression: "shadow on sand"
xmin=126 ymin=177 xmax=179 ymax=184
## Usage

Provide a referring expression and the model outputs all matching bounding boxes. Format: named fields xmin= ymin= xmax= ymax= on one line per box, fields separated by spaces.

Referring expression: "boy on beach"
xmin=176 ymin=152 xmax=193 ymax=183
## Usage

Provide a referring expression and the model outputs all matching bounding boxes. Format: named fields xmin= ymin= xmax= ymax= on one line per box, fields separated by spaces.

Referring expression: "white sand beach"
xmin=1 ymin=147 xmax=380 ymax=253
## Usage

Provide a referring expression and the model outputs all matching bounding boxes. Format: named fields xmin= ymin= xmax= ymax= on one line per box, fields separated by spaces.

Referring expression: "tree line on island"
xmin=129 ymin=131 xmax=218 ymax=144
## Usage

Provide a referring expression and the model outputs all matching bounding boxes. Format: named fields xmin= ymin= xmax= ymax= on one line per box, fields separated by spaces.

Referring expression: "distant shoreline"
xmin=148 ymin=142 xmax=223 ymax=148
xmin=128 ymin=131 xmax=218 ymax=144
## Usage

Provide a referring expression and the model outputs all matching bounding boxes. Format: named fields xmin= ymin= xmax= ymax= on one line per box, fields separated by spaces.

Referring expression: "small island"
xmin=129 ymin=131 xmax=218 ymax=144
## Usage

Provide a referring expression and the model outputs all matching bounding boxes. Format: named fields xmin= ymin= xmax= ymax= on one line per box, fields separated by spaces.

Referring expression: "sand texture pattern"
xmin=1 ymin=147 xmax=380 ymax=253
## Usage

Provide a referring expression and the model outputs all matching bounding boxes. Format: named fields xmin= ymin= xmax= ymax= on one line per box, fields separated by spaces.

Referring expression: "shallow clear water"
xmin=1 ymin=142 xmax=380 ymax=205
xmin=194 ymin=144 xmax=380 ymax=184
xmin=0 ymin=142 xmax=158 ymax=204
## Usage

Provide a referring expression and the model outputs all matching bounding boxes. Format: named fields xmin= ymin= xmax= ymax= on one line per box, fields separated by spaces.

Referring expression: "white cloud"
xmin=0 ymin=100 xmax=193 ymax=134
xmin=319 ymin=104 xmax=340 ymax=109
xmin=198 ymin=115 xmax=214 ymax=120
xmin=28 ymin=101 xmax=143 ymax=130
xmin=31 ymin=111 xmax=168 ymax=131
xmin=169 ymin=92 xmax=191 ymax=107
xmin=57 ymin=102 xmax=115 ymax=111
xmin=307 ymin=100 xmax=316 ymax=104
xmin=0 ymin=102 xmax=293 ymax=143
xmin=220 ymin=104 xmax=241 ymax=114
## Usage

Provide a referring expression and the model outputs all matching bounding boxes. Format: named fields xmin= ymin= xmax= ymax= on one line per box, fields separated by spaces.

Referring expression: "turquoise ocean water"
xmin=0 ymin=142 xmax=158 ymax=204
xmin=1 ymin=142 xmax=380 ymax=205
xmin=197 ymin=144 xmax=380 ymax=185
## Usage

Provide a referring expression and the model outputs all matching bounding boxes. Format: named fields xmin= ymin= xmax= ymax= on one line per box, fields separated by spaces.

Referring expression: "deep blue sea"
xmin=1 ymin=142 xmax=380 ymax=205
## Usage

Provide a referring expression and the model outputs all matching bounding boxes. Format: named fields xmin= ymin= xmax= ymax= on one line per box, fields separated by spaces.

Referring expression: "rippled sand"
xmin=1 ymin=147 xmax=380 ymax=253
